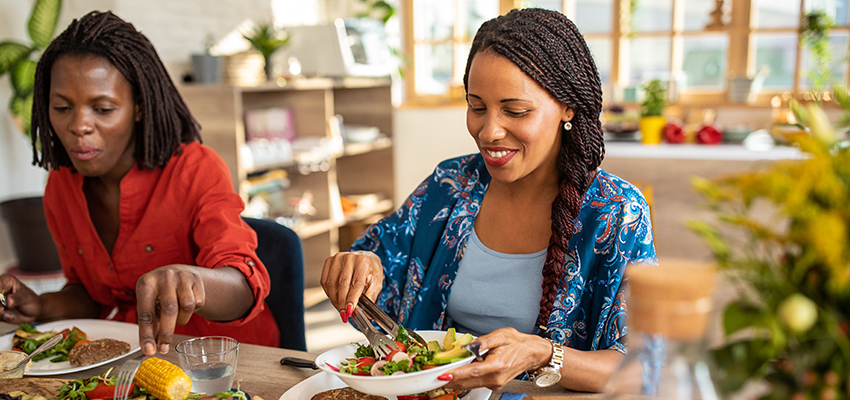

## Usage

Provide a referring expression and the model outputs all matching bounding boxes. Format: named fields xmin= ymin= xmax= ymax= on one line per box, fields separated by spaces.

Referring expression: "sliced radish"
xmin=392 ymin=370 xmax=406 ymax=375
xmin=371 ymin=360 xmax=388 ymax=376
xmin=391 ymin=352 xmax=411 ymax=364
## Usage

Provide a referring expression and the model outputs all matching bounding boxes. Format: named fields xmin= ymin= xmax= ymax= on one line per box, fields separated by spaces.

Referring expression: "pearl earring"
xmin=563 ymin=121 xmax=572 ymax=131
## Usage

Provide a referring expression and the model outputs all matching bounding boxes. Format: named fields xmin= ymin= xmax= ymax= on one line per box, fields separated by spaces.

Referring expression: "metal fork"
xmin=113 ymin=358 xmax=142 ymax=400
xmin=351 ymin=310 xmax=398 ymax=359
xmin=358 ymin=295 xmax=429 ymax=348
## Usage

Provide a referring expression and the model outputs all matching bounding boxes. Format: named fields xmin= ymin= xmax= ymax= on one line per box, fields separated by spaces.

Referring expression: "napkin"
xmin=498 ymin=392 xmax=528 ymax=400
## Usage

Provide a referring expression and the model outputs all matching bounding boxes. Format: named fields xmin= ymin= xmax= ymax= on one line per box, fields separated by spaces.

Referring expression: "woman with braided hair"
xmin=322 ymin=8 xmax=655 ymax=392
xmin=0 ymin=10 xmax=280 ymax=355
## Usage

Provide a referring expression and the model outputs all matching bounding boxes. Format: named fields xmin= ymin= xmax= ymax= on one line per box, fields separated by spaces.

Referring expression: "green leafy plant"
xmin=639 ymin=79 xmax=667 ymax=117
xmin=689 ymin=96 xmax=850 ymax=399
xmin=800 ymin=9 xmax=835 ymax=101
xmin=358 ymin=0 xmax=395 ymax=24
xmin=242 ymin=22 xmax=289 ymax=61
xmin=0 ymin=0 xmax=62 ymax=135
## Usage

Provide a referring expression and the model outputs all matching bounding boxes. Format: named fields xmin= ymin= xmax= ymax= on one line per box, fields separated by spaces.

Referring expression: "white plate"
xmin=280 ymin=372 xmax=491 ymax=400
xmin=0 ymin=319 xmax=141 ymax=376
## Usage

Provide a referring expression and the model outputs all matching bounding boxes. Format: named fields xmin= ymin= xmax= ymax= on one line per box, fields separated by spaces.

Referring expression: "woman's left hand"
xmin=135 ymin=264 xmax=206 ymax=356
xmin=442 ymin=328 xmax=553 ymax=391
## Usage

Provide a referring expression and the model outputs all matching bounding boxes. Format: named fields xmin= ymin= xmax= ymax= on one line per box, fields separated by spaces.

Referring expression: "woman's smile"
xmin=482 ymin=147 xmax=518 ymax=167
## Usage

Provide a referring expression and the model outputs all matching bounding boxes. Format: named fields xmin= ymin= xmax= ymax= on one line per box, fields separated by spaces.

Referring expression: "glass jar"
xmin=0 ymin=350 xmax=28 ymax=378
xmin=603 ymin=264 xmax=721 ymax=400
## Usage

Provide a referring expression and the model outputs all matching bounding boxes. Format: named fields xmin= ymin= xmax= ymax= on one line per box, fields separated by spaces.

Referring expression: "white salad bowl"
xmin=314 ymin=330 xmax=476 ymax=396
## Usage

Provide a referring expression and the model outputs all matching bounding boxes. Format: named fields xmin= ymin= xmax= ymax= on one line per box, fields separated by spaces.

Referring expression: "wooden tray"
xmin=0 ymin=377 xmax=68 ymax=396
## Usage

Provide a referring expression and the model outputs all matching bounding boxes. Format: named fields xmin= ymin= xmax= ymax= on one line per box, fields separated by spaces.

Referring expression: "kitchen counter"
xmin=604 ymin=141 xmax=802 ymax=160
xmin=601 ymin=141 xmax=797 ymax=262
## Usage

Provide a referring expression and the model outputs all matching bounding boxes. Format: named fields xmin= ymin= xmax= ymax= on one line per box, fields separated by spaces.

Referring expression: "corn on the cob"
xmin=134 ymin=357 xmax=192 ymax=400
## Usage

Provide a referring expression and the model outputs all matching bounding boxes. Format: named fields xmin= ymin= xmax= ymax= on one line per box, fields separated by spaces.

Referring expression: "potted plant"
xmin=191 ymin=33 xmax=222 ymax=84
xmin=800 ymin=9 xmax=834 ymax=102
xmin=689 ymin=91 xmax=850 ymax=399
xmin=638 ymin=79 xmax=667 ymax=145
xmin=0 ymin=0 xmax=62 ymax=135
xmin=0 ymin=0 xmax=63 ymax=273
xmin=243 ymin=22 xmax=289 ymax=81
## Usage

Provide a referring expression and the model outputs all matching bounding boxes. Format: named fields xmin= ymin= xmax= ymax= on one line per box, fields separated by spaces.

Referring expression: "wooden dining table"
xmin=23 ymin=334 xmax=597 ymax=400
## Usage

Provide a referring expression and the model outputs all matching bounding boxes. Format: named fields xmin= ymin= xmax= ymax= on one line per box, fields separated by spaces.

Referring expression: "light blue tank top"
xmin=446 ymin=228 xmax=547 ymax=337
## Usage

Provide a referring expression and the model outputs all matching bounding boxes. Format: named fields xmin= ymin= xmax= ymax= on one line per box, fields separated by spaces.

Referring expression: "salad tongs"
xmin=358 ymin=294 xmax=429 ymax=348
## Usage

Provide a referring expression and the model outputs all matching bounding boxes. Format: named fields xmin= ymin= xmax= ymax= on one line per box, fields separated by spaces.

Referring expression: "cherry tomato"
xmin=85 ymin=382 xmax=126 ymax=400
xmin=58 ymin=328 xmax=70 ymax=339
xmin=696 ymin=125 xmax=722 ymax=145
xmin=73 ymin=339 xmax=91 ymax=349
xmin=663 ymin=122 xmax=685 ymax=144
xmin=394 ymin=341 xmax=407 ymax=352
xmin=356 ymin=356 xmax=376 ymax=368
xmin=422 ymin=365 xmax=439 ymax=370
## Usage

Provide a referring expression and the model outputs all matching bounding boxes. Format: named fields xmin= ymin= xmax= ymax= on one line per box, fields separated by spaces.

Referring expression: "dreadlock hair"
xmin=31 ymin=10 xmax=202 ymax=171
xmin=462 ymin=8 xmax=605 ymax=333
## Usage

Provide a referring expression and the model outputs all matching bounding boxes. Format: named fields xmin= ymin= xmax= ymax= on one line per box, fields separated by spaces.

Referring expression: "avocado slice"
xmin=427 ymin=340 xmax=441 ymax=352
xmin=442 ymin=328 xmax=456 ymax=351
xmin=432 ymin=345 xmax=471 ymax=364
xmin=449 ymin=333 xmax=474 ymax=350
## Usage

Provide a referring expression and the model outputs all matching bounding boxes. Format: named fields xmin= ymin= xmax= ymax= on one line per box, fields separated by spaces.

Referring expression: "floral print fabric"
xmin=350 ymin=154 xmax=656 ymax=353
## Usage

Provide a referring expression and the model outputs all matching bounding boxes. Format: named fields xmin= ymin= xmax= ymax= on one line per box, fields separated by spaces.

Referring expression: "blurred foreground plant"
xmin=689 ymin=97 xmax=850 ymax=400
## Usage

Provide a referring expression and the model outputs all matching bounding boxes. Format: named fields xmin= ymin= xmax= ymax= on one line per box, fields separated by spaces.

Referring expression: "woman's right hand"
xmin=320 ymin=251 xmax=384 ymax=322
xmin=0 ymin=274 xmax=42 ymax=323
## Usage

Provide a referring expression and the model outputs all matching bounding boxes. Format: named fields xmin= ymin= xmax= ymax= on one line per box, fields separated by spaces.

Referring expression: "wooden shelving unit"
xmin=178 ymin=78 xmax=394 ymax=287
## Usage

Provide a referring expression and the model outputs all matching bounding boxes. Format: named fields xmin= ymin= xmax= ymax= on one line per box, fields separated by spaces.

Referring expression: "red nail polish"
xmin=437 ymin=374 xmax=452 ymax=381
xmin=340 ymin=310 xmax=348 ymax=323
xmin=346 ymin=303 xmax=354 ymax=318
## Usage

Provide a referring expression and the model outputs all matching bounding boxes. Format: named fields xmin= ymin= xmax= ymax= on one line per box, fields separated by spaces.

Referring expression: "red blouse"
xmin=43 ymin=142 xmax=280 ymax=347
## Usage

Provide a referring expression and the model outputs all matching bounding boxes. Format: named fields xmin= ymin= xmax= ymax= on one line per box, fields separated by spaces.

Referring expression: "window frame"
xmin=400 ymin=0 xmax=850 ymax=107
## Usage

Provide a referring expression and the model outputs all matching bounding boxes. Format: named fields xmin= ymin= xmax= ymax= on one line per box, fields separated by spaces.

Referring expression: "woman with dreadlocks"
xmin=0 ymin=11 xmax=279 ymax=355
xmin=321 ymin=8 xmax=655 ymax=391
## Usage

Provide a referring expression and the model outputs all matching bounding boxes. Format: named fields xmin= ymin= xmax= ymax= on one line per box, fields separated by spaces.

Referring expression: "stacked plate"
xmin=223 ymin=51 xmax=266 ymax=86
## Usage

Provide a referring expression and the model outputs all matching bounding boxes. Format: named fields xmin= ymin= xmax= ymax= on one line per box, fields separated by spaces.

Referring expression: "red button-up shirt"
xmin=43 ymin=142 xmax=280 ymax=347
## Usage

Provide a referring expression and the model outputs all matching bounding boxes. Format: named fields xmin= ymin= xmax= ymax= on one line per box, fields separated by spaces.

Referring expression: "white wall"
xmin=392 ymin=106 xmax=478 ymax=204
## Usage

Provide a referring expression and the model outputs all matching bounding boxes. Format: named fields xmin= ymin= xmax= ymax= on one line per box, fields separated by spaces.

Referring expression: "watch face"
xmin=534 ymin=368 xmax=562 ymax=387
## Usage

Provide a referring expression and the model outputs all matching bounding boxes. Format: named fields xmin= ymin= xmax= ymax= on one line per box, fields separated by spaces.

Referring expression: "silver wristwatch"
xmin=531 ymin=339 xmax=564 ymax=387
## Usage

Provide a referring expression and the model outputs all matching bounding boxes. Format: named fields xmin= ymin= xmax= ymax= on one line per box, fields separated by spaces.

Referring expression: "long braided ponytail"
xmin=31 ymin=10 xmax=201 ymax=171
xmin=462 ymin=8 xmax=605 ymax=332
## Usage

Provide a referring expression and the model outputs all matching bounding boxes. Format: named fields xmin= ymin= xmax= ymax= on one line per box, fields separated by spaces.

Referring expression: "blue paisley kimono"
xmin=350 ymin=154 xmax=656 ymax=354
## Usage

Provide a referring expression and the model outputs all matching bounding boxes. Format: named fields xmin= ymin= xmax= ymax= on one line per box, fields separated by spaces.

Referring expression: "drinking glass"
xmin=175 ymin=336 xmax=239 ymax=394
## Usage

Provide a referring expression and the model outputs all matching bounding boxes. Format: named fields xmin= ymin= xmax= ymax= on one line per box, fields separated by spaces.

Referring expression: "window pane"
xmin=806 ymin=0 xmax=849 ymax=26
xmin=465 ymin=0 xmax=499 ymax=38
xmin=627 ymin=37 xmax=671 ymax=84
xmin=455 ymin=41 xmax=472 ymax=87
xmin=752 ymin=0 xmax=800 ymax=29
xmin=681 ymin=35 xmax=728 ymax=89
xmin=415 ymin=0 xmax=455 ymax=40
xmin=683 ymin=0 xmax=727 ymax=31
xmin=523 ymin=0 xmax=563 ymax=12
xmin=634 ymin=0 xmax=672 ymax=32
xmin=585 ymin=38 xmax=612 ymax=85
xmin=415 ymin=44 xmax=453 ymax=95
xmin=575 ymin=0 xmax=612 ymax=33
xmin=801 ymin=32 xmax=848 ymax=88
xmin=753 ymin=33 xmax=798 ymax=89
